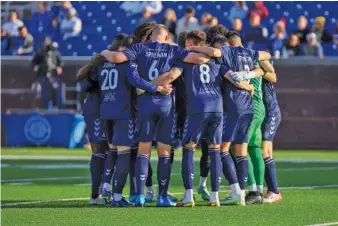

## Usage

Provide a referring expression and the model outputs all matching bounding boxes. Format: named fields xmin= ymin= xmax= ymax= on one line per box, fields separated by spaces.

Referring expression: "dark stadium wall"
xmin=1 ymin=58 xmax=338 ymax=149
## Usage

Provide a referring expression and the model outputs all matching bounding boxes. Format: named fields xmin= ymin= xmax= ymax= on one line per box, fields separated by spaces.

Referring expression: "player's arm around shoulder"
xmin=186 ymin=46 xmax=222 ymax=58
xmin=260 ymin=60 xmax=277 ymax=83
xmin=223 ymin=70 xmax=254 ymax=95
xmin=100 ymin=50 xmax=128 ymax=64
xmin=151 ymin=67 xmax=183 ymax=85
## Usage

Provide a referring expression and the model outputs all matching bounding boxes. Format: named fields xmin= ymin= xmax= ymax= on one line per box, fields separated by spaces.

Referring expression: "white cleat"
xmin=263 ymin=191 xmax=282 ymax=204
xmin=89 ymin=196 xmax=107 ymax=205
xmin=221 ymin=193 xmax=245 ymax=206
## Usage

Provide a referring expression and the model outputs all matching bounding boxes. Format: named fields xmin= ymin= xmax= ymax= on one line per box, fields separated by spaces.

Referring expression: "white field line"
xmin=2 ymin=166 xmax=338 ymax=183
xmin=306 ymin=222 xmax=338 ymax=226
xmin=2 ymin=155 xmax=338 ymax=163
xmin=3 ymin=185 xmax=338 ymax=207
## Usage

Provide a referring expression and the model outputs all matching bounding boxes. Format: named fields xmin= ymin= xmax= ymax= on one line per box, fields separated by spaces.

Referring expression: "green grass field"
xmin=1 ymin=148 xmax=338 ymax=226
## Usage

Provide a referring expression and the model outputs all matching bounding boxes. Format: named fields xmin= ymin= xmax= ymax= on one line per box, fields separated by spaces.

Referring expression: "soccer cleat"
xmin=145 ymin=191 xmax=155 ymax=203
xmin=156 ymin=196 xmax=176 ymax=207
xmin=197 ymin=186 xmax=210 ymax=201
xmin=176 ymin=200 xmax=195 ymax=207
xmin=128 ymin=195 xmax=137 ymax=203
xmin=245 ymin=191 xmax=263 ymax=205
xmin=156 ymin=189 xmax=178 ymax=202
xmin=89 ymin=196 xmax=107 ymax=206
xmin=111 ymin=197 xmax=134 ymax=207
xmin=101 ymin=188 xmax=111 ymax=203
xmin=263 ymin=191 xmax=282 ymax=204
xmin=208 ymin=201 xmax=220 ymax=207
xmin=221 ymin=193 xmax=243 ymax=206
xmin=135 ymin=194 xmax=146 ymax=207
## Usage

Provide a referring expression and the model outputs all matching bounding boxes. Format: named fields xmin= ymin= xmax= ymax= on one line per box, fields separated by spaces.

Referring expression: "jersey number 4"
xmin=199 ymin=64 xmax=210 ymax=83
xmin=101 ymin=69 xmax=118 ymax=90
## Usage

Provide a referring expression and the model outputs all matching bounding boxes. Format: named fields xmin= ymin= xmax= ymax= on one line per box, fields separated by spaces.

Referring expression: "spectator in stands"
xmin=247 ymin=1 xmax=269 ymax=20
xmin=60 ymin=8 xmax=82 ymax=39
xmin=228 ymin=1 xmax=248 ymax=23
xmin=232 ymin=18 xmax=244 ymax=38
xmin=120 ymin=1 xmax=162 ymax=15
xmin=200 ymin=13 xmax=212 ymax=31
xmin=31 ymin=2 xmax=53 ymax=32
xmin=312 ymin=16 xmax=333 ymax=43
xmin=208 ymin=17 xmax=219 ymax=28
xmin=284 ymin=33 xmax=301 ymax=57
xmin=270 ymin=21 xmax=288 ymax=59
xmin=15 ymin=26 xmax=34 ymax=55
xmin=138 ymin=6 xmax=154 ymax=25
xmin=176 ymin=6 xmax=200 ymax=35
xmin=52 ymin=1 xmax=76 ymax=29
xmin=1 ymin=29 xmax=10 ymax=54
xmin=294 ymin=16 xmax=309 ymax=43
xmin=301 ymin=32 xmax=324 ymax=59
xmin=245 ymin=13 xmax=268 ymax=46
xmin=2 ymin=10 xmax=24 ymax=37
xmin=161 ymin=8 xmax=177 ymax=35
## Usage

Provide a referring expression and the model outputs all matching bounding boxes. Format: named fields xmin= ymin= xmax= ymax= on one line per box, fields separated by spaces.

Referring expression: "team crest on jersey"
xmin=24 ymin=115 xmax=51 ymax=144
xmin=103 ymin=92 xmax=116 ymax=102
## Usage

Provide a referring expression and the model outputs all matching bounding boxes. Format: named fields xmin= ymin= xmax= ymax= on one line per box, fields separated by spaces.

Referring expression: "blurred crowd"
xmin=2 ymin=1 xmax=338 ymax=59
xmin=1 ymin=1 xmax=82 ymax=55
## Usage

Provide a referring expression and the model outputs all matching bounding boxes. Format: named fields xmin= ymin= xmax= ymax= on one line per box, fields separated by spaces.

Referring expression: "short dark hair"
xmin=206 ymin=25 xmax=228 ymax=44
xmin=210 ymin=35 xmax=227 ymax=47
xmin=109 ymin=33 xmax=128 ymax=51
xmin=177 ymin=31 xmax=189 ymax=48
xmin=133 ymin=21 xmax=157 ymax=43
xmin=185 ymin=6 xmax=195 ymax=14
xmin=186 ymin=30 xmax=206 ymax=46
xmin=120 ymin=35 xmax=137 ymax=48
xmin=225 ymin=30 xmax=240 ymax=40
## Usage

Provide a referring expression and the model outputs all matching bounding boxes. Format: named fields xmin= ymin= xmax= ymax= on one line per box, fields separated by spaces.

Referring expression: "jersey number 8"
xmin=101 ymin=69 xmax=118 ymax=90
xmin=199 ymin=64 xmax=210 ymax=83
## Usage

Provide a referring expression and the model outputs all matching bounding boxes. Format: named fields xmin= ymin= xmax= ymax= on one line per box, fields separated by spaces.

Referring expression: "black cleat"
xmin=245 ymin=191 xmax=263 ymax=205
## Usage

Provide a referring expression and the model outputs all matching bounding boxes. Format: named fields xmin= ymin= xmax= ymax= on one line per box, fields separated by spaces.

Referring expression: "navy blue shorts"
xmin=222 ymin=111 xmax=253 ymax=144
xmin=182 ymin=113 xmax=223 ymax=145
xmin=101 ymin=119 xmax=135 ymax=146
xmin=262 ymin=110 xmax=281 ymax=141
xmin=84 ymin=117 xmax=105 ymax=144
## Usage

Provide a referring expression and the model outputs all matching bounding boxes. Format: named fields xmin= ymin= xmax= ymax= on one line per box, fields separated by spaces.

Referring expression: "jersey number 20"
xmin=199 ymin=64 xmax=210 ymax=83
xmin=101 ymin=69 xmax=118 ymax=90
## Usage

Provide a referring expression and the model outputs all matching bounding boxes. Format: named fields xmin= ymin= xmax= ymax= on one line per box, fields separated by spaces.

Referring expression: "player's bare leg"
xmin=207 ymin=143 xmax=222 ymax=207
xmin=220 ymin=142 xmax=242 ymax=205
xmin=156 ymin=142 xmax=176 ymax=207
xmin=134 ymin=141 xmax=152 ymax=206
xmin=262 ymin=141 xmax=282 ymax=204
xmin=177 ymin=141 xmax=197 ymax=207
xmin=89 ymin=142 xmax=107 ymax=205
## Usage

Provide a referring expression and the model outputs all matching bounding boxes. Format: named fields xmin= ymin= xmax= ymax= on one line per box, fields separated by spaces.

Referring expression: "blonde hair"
xmin=164 ymin=8 xmax=177 ymax=22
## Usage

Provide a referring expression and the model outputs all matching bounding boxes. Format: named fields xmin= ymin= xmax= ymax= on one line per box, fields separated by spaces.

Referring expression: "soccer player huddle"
xmin=77 ymin=21 xmax=282 ymax=208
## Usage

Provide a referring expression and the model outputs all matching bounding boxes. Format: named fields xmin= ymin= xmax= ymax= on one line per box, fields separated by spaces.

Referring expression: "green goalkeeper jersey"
xmin=250 ymin=77 xmax=263 ymax=102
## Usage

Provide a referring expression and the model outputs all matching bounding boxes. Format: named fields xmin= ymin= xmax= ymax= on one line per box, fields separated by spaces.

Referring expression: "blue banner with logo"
xmin=2 ymin=112 xmax=86 ymax=148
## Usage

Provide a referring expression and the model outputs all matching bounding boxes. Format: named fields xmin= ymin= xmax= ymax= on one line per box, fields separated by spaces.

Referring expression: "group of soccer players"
xmin=77 ymin=21 xmax=282 ymax=208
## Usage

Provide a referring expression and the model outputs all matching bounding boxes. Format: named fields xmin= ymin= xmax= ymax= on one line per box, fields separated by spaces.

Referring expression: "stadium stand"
xmin=1 ymin=1 xmax=338 ymax=56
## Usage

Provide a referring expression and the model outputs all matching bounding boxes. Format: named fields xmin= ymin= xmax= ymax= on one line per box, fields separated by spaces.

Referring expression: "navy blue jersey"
xmin=81 ymin=79 xmax=100 ymax=118
xmin=123 ymin=41 xmax=189 ymax=106
xmin=262 ymin=60 xmax=280 ymax=113
xmin=90 ymin=61 xmax=135 ymax=120
xmin=177 ymin=59 xmax=227 ymax=115
xmin=219 ymin=45 xmax=259 ymax=114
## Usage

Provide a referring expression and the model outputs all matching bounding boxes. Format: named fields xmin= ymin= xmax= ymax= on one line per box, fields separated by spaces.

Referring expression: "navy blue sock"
xmin=221 ymin=152 xmax=238 ymax=185
xmin=114 ymin=149 xmax=131 ymax=195
xmin=209 ymin=148 xmax=222 ymax=192
xmin=170 ymin=148 xmax=175 ymax=165
xmin=146 ymin=162 xmax=153 ymax=187
xmin=135 ymin=153 xmax=149 ymax=195
xmin=129 ymin=147 xmax=137 ymax=196
xmin=157 ymin=156 xmax=172 ymax=197
xmin=236 ymin=156 xmax=248 ymax=190
xmin=182 ymin=147 xmax=194 ymax=190
xmin=90 ymin=153 xmax=105 ymax=199
xmin=264 ymin=157 xmax=279 ymax=193
xmin=103 ymin=148 xmax=117 ymax=184
xmin=200 ymin=140 xmax=210 ymax=177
